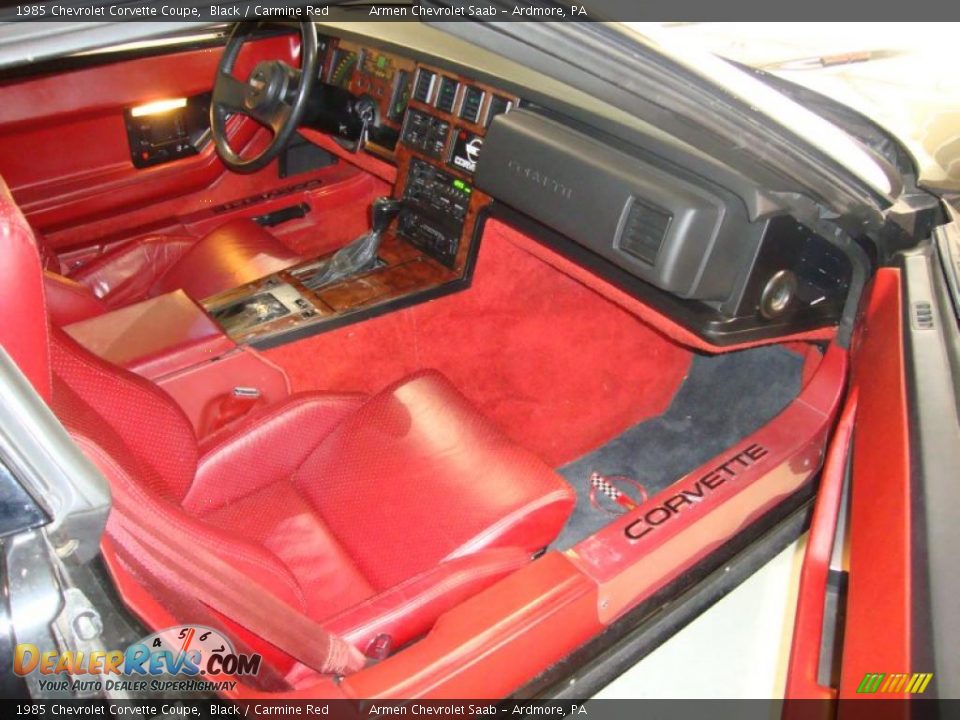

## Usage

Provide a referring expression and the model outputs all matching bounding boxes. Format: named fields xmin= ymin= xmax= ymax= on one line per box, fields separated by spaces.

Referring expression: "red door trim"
xmin=838 ymin=269 xmax=912 ymax=699
xmin=785 ymin=387 xmax=858 ymax=699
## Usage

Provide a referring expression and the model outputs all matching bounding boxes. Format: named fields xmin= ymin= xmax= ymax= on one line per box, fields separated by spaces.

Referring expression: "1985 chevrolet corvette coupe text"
xmin=0 ymin=15 xmax=957 ymax=703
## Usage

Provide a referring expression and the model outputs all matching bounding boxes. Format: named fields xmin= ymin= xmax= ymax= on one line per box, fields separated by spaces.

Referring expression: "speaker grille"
xmin=617 ymin=198 xmax=671 ymax=266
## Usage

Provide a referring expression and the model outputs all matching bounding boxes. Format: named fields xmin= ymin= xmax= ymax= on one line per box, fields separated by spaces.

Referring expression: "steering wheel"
xmin=210 ymin=22 xmax=319 ymax=174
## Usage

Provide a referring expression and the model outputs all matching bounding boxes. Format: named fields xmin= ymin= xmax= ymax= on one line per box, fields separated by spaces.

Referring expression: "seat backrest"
xmin=49 ymin=326 xmax=322 ymax=673
xmin=0 ymin=179 xmax=326 ymax=677
xmin=0 ymin=172 xmax=201 ymax=502
xmin=0 ymin=173 xmax=51 ymax=400
xmin=49 ymin=326 xmax=200 ymax=504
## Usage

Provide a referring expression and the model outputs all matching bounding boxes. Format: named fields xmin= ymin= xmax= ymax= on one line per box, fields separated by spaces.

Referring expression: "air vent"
xmin=617 ymin=198 xmax=672 ymax=266
xmin=413 ymin=69 xmax=435 ymax=104
xmin=459 ymin=85 xmax=485 ymax=124
xmin=912 ymin=301 xmax=934 ymax=330
xmin=435 ymin=76 xmax=459 ymax=113
xmin=487 ymin=95 xmax=512 ymax=126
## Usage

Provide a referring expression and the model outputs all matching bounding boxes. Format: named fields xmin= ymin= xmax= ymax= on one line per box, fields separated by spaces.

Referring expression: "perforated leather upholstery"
xmin=50 ymin=329 xmax=574 ymax=671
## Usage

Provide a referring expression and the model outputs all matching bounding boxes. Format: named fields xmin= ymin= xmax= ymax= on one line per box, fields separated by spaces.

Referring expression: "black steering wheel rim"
xmin=210 ymin=22 xmax=318 ymax=174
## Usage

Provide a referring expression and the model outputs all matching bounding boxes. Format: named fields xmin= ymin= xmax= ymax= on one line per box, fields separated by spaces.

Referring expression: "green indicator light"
xmin=453 ymin=179 xmax=471 ymax=193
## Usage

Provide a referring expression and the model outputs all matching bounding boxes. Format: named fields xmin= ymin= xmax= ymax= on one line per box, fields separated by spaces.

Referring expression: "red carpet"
xmin=264 ymin=221 xmax=693 ymax=467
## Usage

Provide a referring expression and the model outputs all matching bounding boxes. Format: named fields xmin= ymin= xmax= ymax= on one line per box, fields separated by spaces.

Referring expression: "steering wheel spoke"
xmin=213 ymin=72 xmax=248 ymax=113
xmin=267 ymin=102 xmax=294 ymax=135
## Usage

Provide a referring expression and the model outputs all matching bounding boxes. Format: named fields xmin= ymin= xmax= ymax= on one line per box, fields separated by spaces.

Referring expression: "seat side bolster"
xmin=43 ymin=270 xmax=109 ymax=326
xmin=442 ymin=487 xmax=577 ymax=562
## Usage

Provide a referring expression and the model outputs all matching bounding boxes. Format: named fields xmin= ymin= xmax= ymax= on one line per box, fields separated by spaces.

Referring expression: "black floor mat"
xmin=552 ymin=345 xmax=807 ymax=550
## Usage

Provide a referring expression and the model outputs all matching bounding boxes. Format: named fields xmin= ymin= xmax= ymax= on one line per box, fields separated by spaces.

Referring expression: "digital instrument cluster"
xmin=323 ymin=41 xmax=415 ymax=148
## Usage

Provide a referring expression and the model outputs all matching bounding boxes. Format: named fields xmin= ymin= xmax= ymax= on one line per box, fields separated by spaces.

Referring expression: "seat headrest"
xmin=0 ymin=173 xmax=50 ymax=400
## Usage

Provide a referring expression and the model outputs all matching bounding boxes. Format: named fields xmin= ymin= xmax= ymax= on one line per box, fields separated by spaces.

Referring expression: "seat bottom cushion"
xmin=289 ymin=370 xmax=577 ymax=591
xmin=202 ymin=477 xmax=376 ymax=622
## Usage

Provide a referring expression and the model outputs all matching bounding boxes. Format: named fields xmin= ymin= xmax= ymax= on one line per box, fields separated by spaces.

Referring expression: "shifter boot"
xmin=300 ymin=197 xmax=402 ymax=290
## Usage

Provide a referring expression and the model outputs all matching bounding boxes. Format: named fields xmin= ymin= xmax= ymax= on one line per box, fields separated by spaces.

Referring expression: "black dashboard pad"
xmin=476 ymin=110 xmax=759 ymax=301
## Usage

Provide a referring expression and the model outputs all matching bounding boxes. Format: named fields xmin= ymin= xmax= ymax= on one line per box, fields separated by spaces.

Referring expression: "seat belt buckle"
xmin=199 ymin=387 xmax=263 ymax=436
xmin=364 ymin=633 xmax=393 ymax=662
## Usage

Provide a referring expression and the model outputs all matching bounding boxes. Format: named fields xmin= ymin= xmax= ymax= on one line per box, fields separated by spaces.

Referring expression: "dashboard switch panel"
xmin=413 ymin=69 xmax=436 ymax=104
xmin=401 ymin=109 xmax=450 ymax=159
xmin=435 ymin=76 xmax=459 ymax=113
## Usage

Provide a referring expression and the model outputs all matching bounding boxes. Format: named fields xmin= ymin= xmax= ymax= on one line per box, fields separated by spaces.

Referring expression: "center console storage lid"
xmin=64 ymin=290 xmax=235 ymax=380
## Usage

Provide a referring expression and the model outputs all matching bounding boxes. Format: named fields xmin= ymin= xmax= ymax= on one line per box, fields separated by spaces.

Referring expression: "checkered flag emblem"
xmin=590 ymin=473 xmax=622 ymax=500
xmin=588 ymin=472 xmax=648 ymax=514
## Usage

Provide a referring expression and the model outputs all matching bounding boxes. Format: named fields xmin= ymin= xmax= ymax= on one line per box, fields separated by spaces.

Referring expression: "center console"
xmin=63 ymin=290 xmax=291 ymax=436
xmin=201 ymin=54 xmax=520 ymax=349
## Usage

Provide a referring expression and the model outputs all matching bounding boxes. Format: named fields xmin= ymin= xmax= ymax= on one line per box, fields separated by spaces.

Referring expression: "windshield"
xmin=628 ymin=22 xmax=960 ymax=194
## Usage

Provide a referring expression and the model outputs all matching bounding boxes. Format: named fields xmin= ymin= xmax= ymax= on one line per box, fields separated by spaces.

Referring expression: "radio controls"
xmin=399 ymin=158 xmax=472 ymax=267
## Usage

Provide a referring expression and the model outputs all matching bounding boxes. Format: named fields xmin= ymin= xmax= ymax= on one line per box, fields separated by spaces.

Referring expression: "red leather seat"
xmin=41 ymin=218 xmax=303 ymax=326
xmin=0 ymin=177 xmax=575 ymax=681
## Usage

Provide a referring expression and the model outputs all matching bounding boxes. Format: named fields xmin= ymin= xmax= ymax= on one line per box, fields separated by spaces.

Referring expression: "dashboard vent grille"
xmin=435 ymin=76 xmax=459 ymax=113
xmin=459 ymin=85 xmax=485 ymax=123
xmin=617 ymin=199 xmax=672 ymax=266
xmin=912 ymin=301 xmax=934 ymax=330
xmin=413 ymin=70 xmax=435 ymax=104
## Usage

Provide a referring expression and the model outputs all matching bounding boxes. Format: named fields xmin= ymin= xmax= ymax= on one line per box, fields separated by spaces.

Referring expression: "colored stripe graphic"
xmin=857 ymin=672 xmax=932 ymax=694
xmin=857 ymin=673 xmax=885 ymax=693
xmin=907 ymin=673 xmax=934 ymax=694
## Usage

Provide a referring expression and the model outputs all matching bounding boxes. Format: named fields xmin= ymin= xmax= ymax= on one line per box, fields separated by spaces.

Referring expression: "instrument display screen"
xmin=361 ymin=51 xmax=395 ymax=81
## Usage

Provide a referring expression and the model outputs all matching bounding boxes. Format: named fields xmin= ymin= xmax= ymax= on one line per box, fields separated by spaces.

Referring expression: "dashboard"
xmin=287 ymin=29 xmax=854 ymax=347
xmin=313 ymin=36 xmax=519 ymax=272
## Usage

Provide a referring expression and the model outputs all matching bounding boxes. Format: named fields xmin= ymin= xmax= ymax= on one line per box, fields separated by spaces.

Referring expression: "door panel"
xmin=0 ymin=33 xmax=299 ymax=245
xmin=784 ymin=387 xmax=856 ymax=700
xmin=840 ymin=269 xmax=912 ymax=699
xmin=785 ymin=269 xmax=914 ymax=700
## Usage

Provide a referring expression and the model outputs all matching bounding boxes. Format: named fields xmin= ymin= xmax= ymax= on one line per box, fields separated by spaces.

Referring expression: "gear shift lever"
xmin=370 ymin=196 xmax=403 ymax=235
xmin=299 ymin=197 xmax=403 ymax=291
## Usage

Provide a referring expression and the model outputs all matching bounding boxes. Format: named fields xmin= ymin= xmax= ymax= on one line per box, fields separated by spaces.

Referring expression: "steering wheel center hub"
xmin=245 ymin=61 xmax=283 ymax=112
